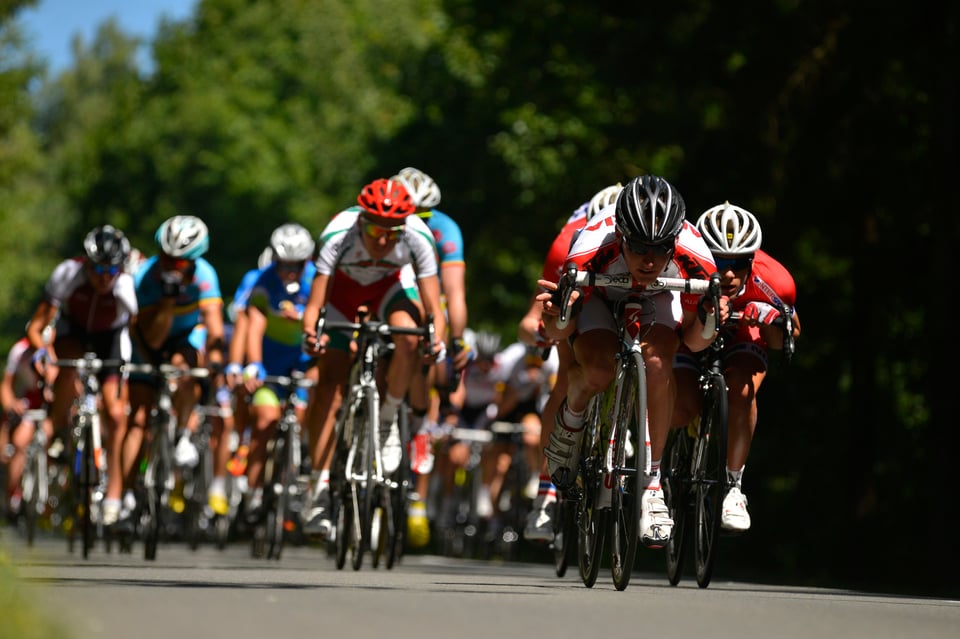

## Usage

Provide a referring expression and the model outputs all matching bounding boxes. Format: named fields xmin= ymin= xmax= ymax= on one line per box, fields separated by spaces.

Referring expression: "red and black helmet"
xmin=357 ymin=178 xmax=415 ymax=219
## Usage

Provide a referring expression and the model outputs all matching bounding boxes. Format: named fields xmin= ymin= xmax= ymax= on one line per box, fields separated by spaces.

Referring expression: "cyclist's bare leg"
xmin=639 ymin=324 xmax=681 ymax=462
xmin=100 ymin=375 xmax=128 ymax=502
xmin=246 ymin=398 xmax=281 ymax=492
xmin=124 ymin=383 xmax=154 ymax=490
xmin=724 ymin=352 xmax=766 ymax=472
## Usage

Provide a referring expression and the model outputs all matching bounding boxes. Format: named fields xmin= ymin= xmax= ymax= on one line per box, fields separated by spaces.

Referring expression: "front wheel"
xmin=610 ymin=360 xmax=642 ymax=591
xmin=693 ymin=375 xmax=728 ymax=589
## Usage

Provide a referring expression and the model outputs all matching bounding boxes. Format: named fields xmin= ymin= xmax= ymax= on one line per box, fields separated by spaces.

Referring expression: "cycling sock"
xmin=645 ymin=460 xmax=662 ymax=491
xmin=537 ymin=474 xmax=557 ymax=500
xmin=558 ymin=402 xmax=585 ymax=432
xmin=726 ymin=466 xmax=744 ymax=488
xmin=209 ymin=476 xmax=226 ymax=495
xmin=380 ymin=394 xmax=403 ymax=426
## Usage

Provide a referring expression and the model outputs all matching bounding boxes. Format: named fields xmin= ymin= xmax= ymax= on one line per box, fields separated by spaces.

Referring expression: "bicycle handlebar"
xmin=51 ymin=357 xmax=126 ymax=372
xmin=123 ymin=363 xmax=211 ymax=379
xmin=262 ymin=373 xmax=317 ymax=389
xmin=553 ymin=264 xmax=718 ymax=332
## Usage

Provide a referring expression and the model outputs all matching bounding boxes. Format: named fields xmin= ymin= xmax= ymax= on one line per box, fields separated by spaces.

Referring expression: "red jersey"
xmin=566 ymin=209 xmax=717 ymax=313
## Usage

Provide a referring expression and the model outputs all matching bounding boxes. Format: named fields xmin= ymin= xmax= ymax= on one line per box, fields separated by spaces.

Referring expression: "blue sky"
xmin=18 ymin=0 xmax=197 ymax=73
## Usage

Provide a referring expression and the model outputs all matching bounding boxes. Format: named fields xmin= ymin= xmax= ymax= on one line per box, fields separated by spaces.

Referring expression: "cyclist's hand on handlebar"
xmin=242 ymin=361 xmax=266 ymax=393
xmin=449 ymin=337 xmax=472 ymax=371
xmin=301 ymin=330 xmax=327 ymax=354
xmin=536 ymin=279 xmax=580 ymax=318
xmin=742 ymin=301 xmax=780 ymax=326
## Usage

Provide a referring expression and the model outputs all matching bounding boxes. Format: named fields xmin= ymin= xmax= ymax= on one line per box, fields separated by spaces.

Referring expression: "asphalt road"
xmin=3 ymin=534 xmax=958 ymax=639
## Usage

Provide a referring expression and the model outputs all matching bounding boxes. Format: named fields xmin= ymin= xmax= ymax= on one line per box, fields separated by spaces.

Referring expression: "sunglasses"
xmin=714 ymin=256 xmax=753 ymax=271
xmin=622 ymin=238 xmax=675 ymax=257
xmin=276 ymin=260 xmax=306 ymax=272
xmin=160 ymin=254 xmax=192 ymax=270
xmin=90 ymin=263 xmax=121 ymax=276
xmin=363 ymin=220 xmax=404 ymax=241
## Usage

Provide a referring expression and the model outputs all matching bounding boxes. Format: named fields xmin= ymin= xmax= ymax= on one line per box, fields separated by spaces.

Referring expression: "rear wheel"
xmin=143 ymin=429 xmax=167 ymax=561
xmin=266 ymin=428 xmax=291 ymax=560
xmin=664 ymin=426 xmax=693 ymax=586
xmin=693 ymin=375 xmax=728 ymax=589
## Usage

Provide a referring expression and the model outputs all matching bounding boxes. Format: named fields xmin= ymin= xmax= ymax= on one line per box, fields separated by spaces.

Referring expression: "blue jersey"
xmin=231 ymin=266 xmax=265 ymax=314
xmin=247 ymin=261 xmax=316 ymax=374
xmin=135 ymin=256 xmax=222 ymax=336
xmin=424 ymin=209 xmax=464 ymax=268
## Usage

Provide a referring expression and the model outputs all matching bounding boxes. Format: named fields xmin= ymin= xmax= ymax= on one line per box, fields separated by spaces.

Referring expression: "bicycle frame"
xmin=19 ymin=408 xmax=50 ymax=546
xmin=320 ymin=311 xmax=432 ymax=571
xmin=54 ymin=354 xmax=123 ymax=558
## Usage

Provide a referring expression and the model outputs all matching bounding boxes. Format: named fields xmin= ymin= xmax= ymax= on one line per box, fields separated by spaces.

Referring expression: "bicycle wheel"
xmin=21 ymin=446 xmax=42 ymax=546
xmin=351 ymin=388 xmax=378 ymax=570
xmin=385 ymin=406 xmax=411 ymax=570
xmin=664 ymin=426 xmax=693 ymax=586
xmin=185 ymin=442 xmax=211 ymax=552
xmin=553 ymin=494 xmax=577 ymax=578
xmin=143 ymin=428 xmax=166 ymax=561
xmin=693 ymin=373 xmax=728 ymax=588
xmin=334 ymin=489 xmax=352 ymax=570
xmin=610 ymin=358 xmax=643 ymax=591
xmin=577 ymin=396 xmax=607 ymax=588
xmin=267 ymin=424 xmax=293 ymax=560
xmin=79 ymin=420 xmax=96 ymax=559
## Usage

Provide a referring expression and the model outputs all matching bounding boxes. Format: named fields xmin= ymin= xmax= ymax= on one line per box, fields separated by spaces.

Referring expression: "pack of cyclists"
xmin=0 ymin=171 xmax=798 ymax=568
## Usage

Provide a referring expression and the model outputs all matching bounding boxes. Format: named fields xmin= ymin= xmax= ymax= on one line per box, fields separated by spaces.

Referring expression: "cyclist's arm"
xmin=301 ymin=271 xmax=332 ymax=352
xmin=0 ymin=370 xmax=18 ymax=416
xmin=418 ymin=274 xmax=446 ymax=351
xmin=441 ymin=263 xmax=467 ymax=342
xmin=245 ymin=304 xmax=267 ymax=367
xmin=200 ymin=301 xmax=225 ymax=368
xmin=137 ymin=298 xmax=177 ymax=350
xmin=25 ymin=301 xmax=57 ymax=352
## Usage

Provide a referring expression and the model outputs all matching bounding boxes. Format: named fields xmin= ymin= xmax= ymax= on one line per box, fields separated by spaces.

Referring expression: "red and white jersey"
xmin=44 ymin=258 xmax=138 ymax=334
xmin=314 ymin=207 xmax=439 ymax=285
xmin=541 ymin=216 xmax=588 ymax=284
xmin=731 ymin=250 xmax=797 ymax=311
xmin=5 ymin=338 xmax=43 ymax=408
xmin=565 ymin=208 xmax=717 ymax=313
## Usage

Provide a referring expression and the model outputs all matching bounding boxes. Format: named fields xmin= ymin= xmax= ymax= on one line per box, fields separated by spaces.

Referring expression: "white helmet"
xmin=155 ymin=215 xmax=209 ymax=258
xmin=257 ymin=246 xmax=274 ymax=269
xmin=125 ymin=247 xmax=146 ymax=274
xmin=270 ymin=223 xmax=315 ymax=261
xmin=696 ymin=201 xmax=763 ymax=256
xmin=392 ymin=166 xmax=441 ymax=209
xmin=587 ymin=183 xmax=623 ymax=221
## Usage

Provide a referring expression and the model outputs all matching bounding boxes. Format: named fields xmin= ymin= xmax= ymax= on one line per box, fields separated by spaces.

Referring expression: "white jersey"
xmin=44 ymin=258 xmax=137 ymax=333
xmin=314 ymin=207 xmax=438 ymax=284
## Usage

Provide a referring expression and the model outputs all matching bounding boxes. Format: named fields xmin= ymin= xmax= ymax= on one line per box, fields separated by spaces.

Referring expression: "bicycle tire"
xmin=385 ymin=406 xmax=411 ymax=569
xmin=334 ymin=490 xmax=352 ymax=569
xmin=664 ymin=427 xmax=693 ymax=586
xmin=268 ymin=424 xmax=293 ymax=560
xmin=143 ymin=424 xmax=167 ymax=561
xmin=553 ymin=494 xmax=577 ymax=578
xmin=610 ymin=357 xmax=643 ymax=591
xmin=186 ymin=430 xmax=212 ymax=551
xmin=21 ymin=447 xmax=41 ymax=546
xmin=577 ymin=395 xmax=607 ymax=588
xmin=693 ymin=373 xmax=728 ymax=588
xmin=80 ymin=419 xmax=96 ymax=559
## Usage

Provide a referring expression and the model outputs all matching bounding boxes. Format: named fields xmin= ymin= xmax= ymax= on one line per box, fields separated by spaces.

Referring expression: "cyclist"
xmin=122 ymin=215 xmax=225 ymax=527
xmin=223 ymin=245 xmax=275 ymax=492
xmin=300 ymin=178 xmax=446 ymax=537
xmin=433 ymin=329 xmax=510 ymax=529
xmin=240 ymin=223 xmax=317 ymax=521
xmin=391 ymin=166 xmax=470 ymax=547
xmin=1 ymin=333 xmax=55 ymax=521
xmin=538 ymin=174 xmax=726 ymax=548
xmin=519 ymin=184 xmax=623 ymax=541
xmin=24 ymin=225 xmax=137 ymax=528
xmin=673 ymin=202 xmax=800 ymax=532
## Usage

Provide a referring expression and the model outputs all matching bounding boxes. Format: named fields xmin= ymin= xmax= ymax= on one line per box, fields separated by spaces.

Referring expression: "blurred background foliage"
xmin=0 ymin=0 xmax=956 ymax=596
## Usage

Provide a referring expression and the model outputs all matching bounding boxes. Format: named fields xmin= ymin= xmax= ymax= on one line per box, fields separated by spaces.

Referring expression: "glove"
xmin=31 ymin=347 xmax=48 ymax=365
xmin=743 ymin=301 xmax=781 ymax=325
xmin=161 ymin=278 xmax=182 ymax=298
xmin=242 ymin=362 xmax=266 ymax=382
xmin=224 ymin=362 xmax=243 ymax=378
xmin=160 ymin=270 xmax=184 ymax=298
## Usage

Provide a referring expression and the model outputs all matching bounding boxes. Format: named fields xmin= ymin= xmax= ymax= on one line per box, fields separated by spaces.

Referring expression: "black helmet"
xmin=84 ymin=225 xmax=130 ymax=266
xmin=615 ymin=175 xmax=686 ymax=246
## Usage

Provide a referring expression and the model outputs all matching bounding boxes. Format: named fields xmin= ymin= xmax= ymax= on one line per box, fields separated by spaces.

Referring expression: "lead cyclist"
xmin=538 ymin=175 xmax=727 ymax=549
